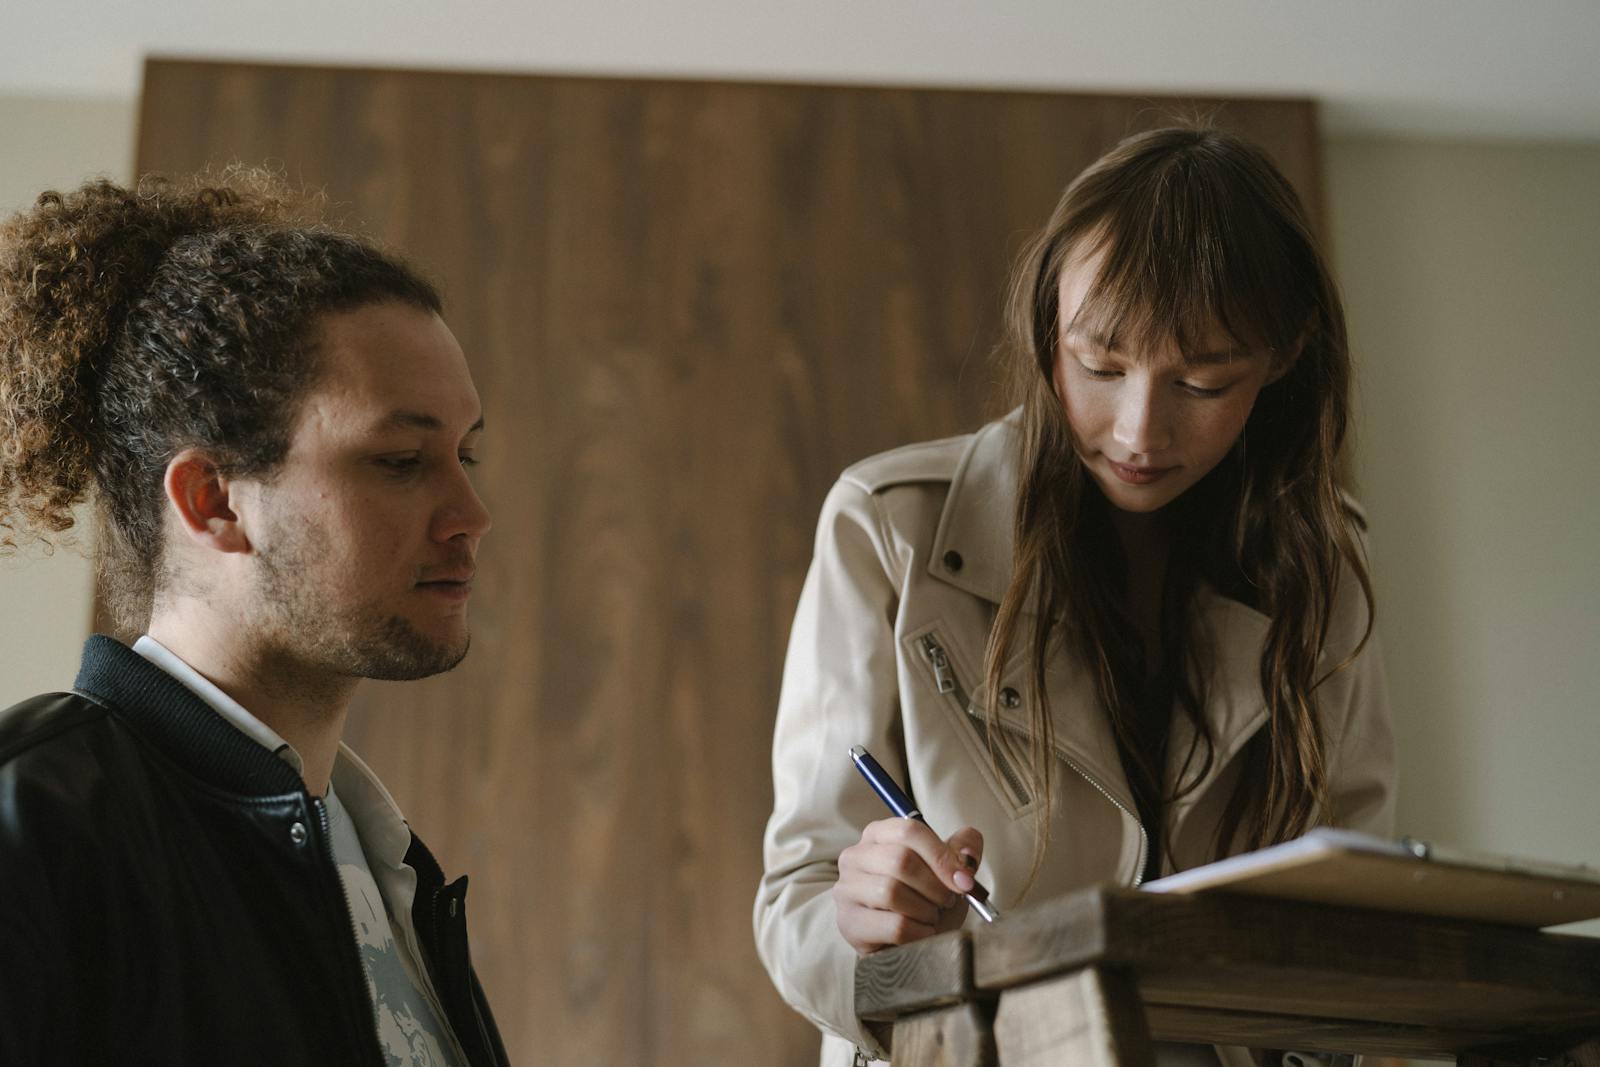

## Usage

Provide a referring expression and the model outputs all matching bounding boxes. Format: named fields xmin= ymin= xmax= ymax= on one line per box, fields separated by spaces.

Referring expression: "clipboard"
xmin=1141 ymin=828 xmax=1600 ymax=928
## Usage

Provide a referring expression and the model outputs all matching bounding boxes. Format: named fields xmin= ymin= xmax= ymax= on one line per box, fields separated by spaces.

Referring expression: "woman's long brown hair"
xmin=983 ymin=127 xmax=1374 ymax=896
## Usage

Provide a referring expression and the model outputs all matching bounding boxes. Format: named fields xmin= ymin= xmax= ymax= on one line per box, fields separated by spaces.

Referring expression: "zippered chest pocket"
xmin=910 ymin=629 xmax=1033 ymax=813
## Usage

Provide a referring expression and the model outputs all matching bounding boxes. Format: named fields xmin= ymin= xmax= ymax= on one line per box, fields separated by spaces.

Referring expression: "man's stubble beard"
xmin=253 ymin=514 xmax=470 ymax=683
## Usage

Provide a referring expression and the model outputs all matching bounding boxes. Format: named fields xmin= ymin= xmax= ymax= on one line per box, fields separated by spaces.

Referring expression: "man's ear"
xmin=163 ymin=451 xmax=251 ymax=554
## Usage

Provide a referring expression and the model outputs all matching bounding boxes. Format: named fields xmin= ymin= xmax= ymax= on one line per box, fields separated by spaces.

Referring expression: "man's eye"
xmin=377 ymin=456 xmax=421 ymax=472
xmin=459 ymin=455 xmax=479 ymax=468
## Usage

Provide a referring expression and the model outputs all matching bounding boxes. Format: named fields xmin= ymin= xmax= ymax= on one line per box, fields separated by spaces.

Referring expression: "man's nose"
xmin=437 ymin=470 xmax=492 ymax=543
xmin=1112 ymin=381 xmax=1173 ymax=457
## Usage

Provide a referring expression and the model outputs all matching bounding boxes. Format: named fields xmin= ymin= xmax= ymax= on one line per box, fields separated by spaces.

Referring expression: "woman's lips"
xmin=1106 ymin=458 xmax=1176 ymax=485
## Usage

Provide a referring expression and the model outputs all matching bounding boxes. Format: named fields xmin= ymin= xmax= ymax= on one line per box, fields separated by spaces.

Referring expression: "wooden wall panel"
xmin=134 ymin=60 xmax=1320 ymax=1064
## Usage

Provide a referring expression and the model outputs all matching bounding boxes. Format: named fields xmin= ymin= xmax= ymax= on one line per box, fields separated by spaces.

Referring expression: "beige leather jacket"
xmin=754 ymin=416 xmax=1396 ymax=1065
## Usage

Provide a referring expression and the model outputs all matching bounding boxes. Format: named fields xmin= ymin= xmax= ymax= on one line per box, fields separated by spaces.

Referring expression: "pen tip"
xmin=849 ymin=745 xmax=867 ymax=759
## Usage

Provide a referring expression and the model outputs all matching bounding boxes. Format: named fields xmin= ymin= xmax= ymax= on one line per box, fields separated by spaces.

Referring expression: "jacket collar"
xmin=927 ymin=413 xmax=1272 ymax=820
xmin=74 ymin=634 xmax=307 ymax=798
xmin=929 ymin=415 xmax=1019 ymax=606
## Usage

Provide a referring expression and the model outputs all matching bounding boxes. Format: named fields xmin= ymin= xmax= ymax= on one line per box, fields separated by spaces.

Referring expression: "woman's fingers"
xmin=841 ymin=844 xmax=952 ymax=914
xmin=861 ymin=817 xmax=981 ymax=896
xmin=934 ymin=894 xmax=971 ymax=935
xmin=833 ymin=818 xmax=991 ymax=955
xmin=842 ymin=840 xmax=956 ymax=909
xmin=945 ymin=826 xmax=985 ymax=876
xmin=835 ymin=902 xmax=938 ymax=954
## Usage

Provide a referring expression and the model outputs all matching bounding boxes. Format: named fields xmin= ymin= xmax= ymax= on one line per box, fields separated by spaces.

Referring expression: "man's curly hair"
xmin=0 ymin=168 xmax=441 ymax=630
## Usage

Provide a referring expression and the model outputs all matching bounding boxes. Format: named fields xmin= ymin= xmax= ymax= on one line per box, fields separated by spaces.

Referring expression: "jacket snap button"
xmin=1000 ymin=687 xmax=1021 ymax=709
xmin=448 ymin=898 xmax=459 ymax=918
xmin=943 ymin=550 xmax=963 ymax=572
xmin=289 ymin=821 xmax=308 ymax=847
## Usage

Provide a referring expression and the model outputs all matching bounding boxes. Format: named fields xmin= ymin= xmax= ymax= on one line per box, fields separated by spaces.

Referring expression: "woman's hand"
xmin=832 ymin=817 xmax=985 ymax=955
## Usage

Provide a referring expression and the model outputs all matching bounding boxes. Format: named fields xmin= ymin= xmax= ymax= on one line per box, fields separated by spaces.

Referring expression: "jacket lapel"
xmin=927 ymin=416 xmax=1135 ymax=807
xmin=928 ymin=417 xmax=1018 ymax=607
xmin=1165 ymin=595 xmax=1273 ymax=828
xmin=926 ymin=413 xmax=1273 ymax=822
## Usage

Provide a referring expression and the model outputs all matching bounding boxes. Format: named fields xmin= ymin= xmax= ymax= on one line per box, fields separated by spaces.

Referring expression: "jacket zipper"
xmin=919 ymin=634 xmax=1031 ymax=807
xmin=1063 ymin=753 xmax=1151 ymax=887
xmin=315 ymin=797 xmax=385 ymax=1063
xmin=918 ymin=633 xmax=1150 ymax=886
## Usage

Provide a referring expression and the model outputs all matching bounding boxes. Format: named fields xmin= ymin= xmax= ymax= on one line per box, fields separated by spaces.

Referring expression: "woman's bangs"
xmin=1068 ymin=176 xmax=1290 ymax=364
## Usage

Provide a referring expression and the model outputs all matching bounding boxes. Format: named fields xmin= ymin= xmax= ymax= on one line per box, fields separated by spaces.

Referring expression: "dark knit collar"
xmin=73 ymin=635 xmax=306 ymax=798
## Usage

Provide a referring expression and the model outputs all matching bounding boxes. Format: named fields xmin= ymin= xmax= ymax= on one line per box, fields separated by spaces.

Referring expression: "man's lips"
xmin=415 ymin=567 xmax=476 ymax=600
xmin=1106 ymin=458 xmax=1176 ymax=485
xmin=417 ymin=569 xmax=475 ymax=585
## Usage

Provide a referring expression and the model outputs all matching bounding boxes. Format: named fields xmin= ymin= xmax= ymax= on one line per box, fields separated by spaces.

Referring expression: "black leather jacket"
xmin=0 ymin=636 xmax=509 ymax=1066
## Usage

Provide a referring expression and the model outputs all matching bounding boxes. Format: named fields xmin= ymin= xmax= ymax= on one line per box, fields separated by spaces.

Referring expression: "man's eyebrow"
xmin=373 ymin=410 xmax=486 ymax=434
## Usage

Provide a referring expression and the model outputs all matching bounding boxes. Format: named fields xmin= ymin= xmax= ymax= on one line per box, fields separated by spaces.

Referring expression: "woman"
xmin=754 ymin=126 xmax=1395 ymax=1066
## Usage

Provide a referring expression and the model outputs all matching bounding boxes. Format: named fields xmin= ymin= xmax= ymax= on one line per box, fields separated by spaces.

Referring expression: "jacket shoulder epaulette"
xmin=839 ymin=433 xmax=971 ymax=495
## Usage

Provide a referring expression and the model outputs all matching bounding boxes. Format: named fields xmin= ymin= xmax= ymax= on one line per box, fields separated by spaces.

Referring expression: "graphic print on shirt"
xmin=326 ymin=788 xmax=464 ymax=1067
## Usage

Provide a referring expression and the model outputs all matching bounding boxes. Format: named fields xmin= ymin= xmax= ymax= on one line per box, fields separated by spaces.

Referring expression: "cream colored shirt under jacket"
xmin=132 ymin=636 xmax=469 ymax=1067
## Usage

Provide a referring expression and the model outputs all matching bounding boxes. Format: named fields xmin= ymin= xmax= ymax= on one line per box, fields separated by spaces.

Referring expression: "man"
xmin=0 ymin=174 xmax=505 ymax=1065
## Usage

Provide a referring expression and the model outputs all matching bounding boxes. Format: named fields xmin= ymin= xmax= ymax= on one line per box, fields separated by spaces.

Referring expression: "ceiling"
xmin=8 ymin=0 xmax=1598 ymax=141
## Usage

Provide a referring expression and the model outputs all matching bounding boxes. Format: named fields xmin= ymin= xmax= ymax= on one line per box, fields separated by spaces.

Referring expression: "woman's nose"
xmin=1112 ymin=382 xmax=1173 ymax=457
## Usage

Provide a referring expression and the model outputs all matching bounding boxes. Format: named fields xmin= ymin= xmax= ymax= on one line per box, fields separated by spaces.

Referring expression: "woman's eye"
xmin=1179 ymin=381 xmax=1229 ymax=398
xmin=1079 ymin=363 xmax=1121 ymax=381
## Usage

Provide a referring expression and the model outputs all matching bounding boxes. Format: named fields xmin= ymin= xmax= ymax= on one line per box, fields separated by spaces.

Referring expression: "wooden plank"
xmin=890 ymin=1002 xmax=996 ymax=1067
xmin=972 ymin=888 xmax=1600 ymax=1035
xmin=1136 ymin=967 xmax=1600 ymax=1034
xmin=992 ymin=967 xmax=1154 ymax=1067
xmin=857 ymin=929 xmax=973 ymax=1021
xmin=1142 ymin=1002 xmax=1507 ymax=1058
xmin=1458 ymin=1036 xmax=1600 ymax=1067
xmin=973 ymin=883 xmax=1115 ymax=989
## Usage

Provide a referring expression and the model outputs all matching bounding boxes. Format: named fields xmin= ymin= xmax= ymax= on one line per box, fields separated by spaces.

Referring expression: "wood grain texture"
xmin=1143 ymin=1002 xmax=1506 ymax=1058
xmin=973 ymin=888 xmax=1600 ymax=1035
xmin=890 ymin=1002 xmax=997 ymax=1067
xmin=857 ymin=929 xmax=973 ymax=1021
xmin=1458 ymin=1037 xmax=1600 ymax=1067
xmin=992 ymin=967 xmax=1154 ymax=1067
xmin=134 ymin=59 xmax=1320 ymax=1064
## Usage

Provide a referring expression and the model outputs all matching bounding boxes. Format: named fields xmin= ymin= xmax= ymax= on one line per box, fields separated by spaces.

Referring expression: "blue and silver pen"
xmin=849 ymin=744 xmax=1000 ymax=923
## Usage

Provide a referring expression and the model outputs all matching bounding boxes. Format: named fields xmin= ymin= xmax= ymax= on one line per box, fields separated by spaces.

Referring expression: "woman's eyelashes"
xmin=1072 ymin=358 xmax=1232 ymax=397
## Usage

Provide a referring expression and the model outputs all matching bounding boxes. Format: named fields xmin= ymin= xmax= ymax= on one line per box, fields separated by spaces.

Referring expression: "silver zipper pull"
xmin=920 ymin=635 xmax=956 ymax=694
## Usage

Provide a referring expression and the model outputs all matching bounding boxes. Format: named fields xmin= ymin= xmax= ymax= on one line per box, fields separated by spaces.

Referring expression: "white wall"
xmin=0 ymin=96 xmax=134 ymax=705
xmin=1326 ymin=137 xmax=1600 ymax=903
xmin=4 ymin=0 xmax=1599 ymax=140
